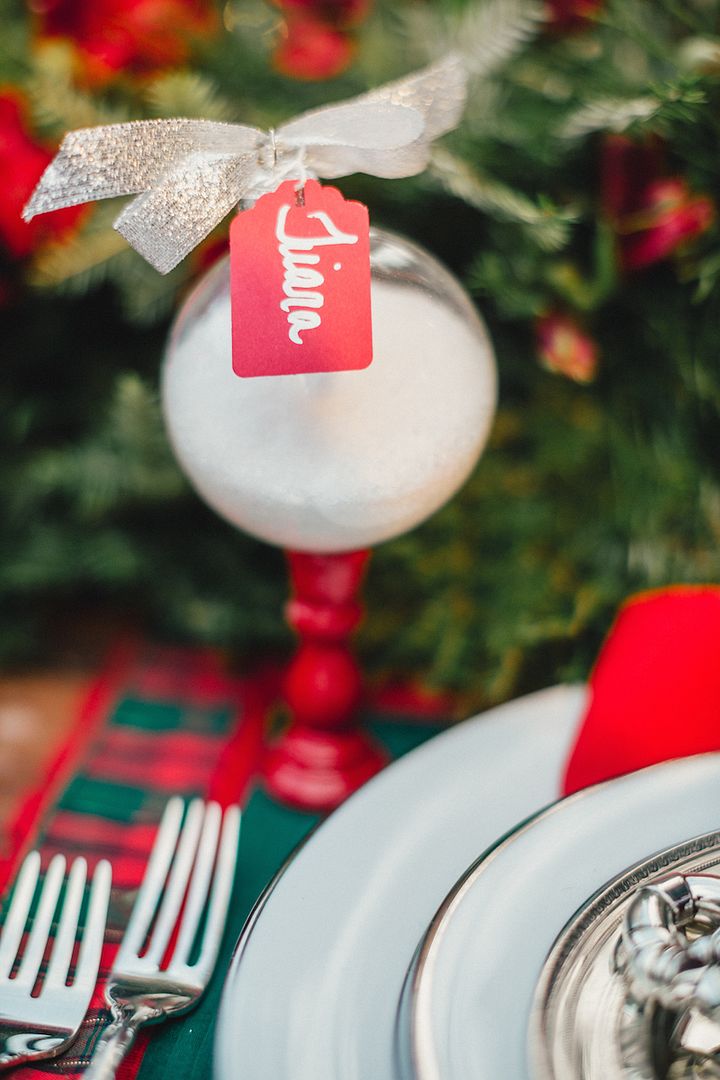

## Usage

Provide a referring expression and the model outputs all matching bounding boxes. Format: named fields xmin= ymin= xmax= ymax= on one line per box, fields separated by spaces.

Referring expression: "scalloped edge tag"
xmin=230 ymin=179 xmax=372 ymax=377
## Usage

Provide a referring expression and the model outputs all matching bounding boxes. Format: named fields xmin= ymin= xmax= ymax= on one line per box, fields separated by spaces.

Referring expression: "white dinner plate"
xmin=407 ymin=751 xmax=720 ymax=1080
xmin=214 ymin=684 xmax=587 ymax=1080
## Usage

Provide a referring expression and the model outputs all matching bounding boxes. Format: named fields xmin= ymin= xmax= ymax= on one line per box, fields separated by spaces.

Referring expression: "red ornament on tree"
xmin=601 ymin=135 xmax=714 ymax=271
xmin=272 ymin=15 xmax=355 ymax=82
xmin=0 ymin=92 xmax=85 ymax=259
xmin=535 ymin=311 xmax=599 ymax=383
xmin=29 ymin=0 xmax=219 ymax=86
xmin=271 ymin=0 xmax=371 ymax=27
xmin=545 ymin=0 xmax=603 ymax=33
xmin=270 ymin=0 xmax=372 ymax=79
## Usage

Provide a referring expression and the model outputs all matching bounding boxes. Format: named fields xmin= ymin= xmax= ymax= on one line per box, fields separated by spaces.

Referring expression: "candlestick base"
xmin=264 ymin=726 xmax=387 ymax=812
xmin=261 ymin=548 xmax=388 ymax=812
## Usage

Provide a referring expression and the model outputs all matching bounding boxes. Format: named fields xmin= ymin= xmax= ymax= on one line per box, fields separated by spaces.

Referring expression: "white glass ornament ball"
xmin=162 ymin=228 xmax=497 ymax=554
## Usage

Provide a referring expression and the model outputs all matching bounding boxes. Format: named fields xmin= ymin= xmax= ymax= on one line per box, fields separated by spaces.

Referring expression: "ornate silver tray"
xmin=531 ymin=830 xmax=720 ymax=1079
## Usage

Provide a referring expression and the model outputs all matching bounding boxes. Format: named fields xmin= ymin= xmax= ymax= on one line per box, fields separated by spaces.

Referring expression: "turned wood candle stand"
xmin=263 ymin=549 xmax=388 ymax=812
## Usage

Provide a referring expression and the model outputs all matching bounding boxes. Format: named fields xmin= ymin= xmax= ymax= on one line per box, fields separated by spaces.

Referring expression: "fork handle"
xmin=85 ymin=1008 xmax=152 ymax=1080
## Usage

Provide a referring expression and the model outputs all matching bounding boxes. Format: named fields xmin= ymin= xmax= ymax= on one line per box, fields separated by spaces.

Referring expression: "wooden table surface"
xmin=0 ymin=672 xmax=91 ymax=857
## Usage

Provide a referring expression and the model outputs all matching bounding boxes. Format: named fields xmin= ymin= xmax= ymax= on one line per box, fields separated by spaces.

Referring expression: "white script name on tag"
xmin=275 ymin=205 xmax=358 ymax=345
xmin=231 ymin=179 xmax=372 ymax=377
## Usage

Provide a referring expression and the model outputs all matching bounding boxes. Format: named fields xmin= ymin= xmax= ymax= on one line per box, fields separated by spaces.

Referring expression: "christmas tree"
xmin=2 ymin=0 xmax=720 ymax=711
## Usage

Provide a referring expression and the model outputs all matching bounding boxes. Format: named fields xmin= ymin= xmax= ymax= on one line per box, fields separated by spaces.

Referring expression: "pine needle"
xmin=27 ymin=41 xmax=130 ymax=134
xmin=559 ymin=95 xmax=662 ymax=138
xmin=430 ymin=148 xmax=577 ymax=252
xmin=29 ymin=228 xmax=129 ymax=291
xmin=145 ymin=72 xmax=238 ymax=122
xmin=117 ymin=260 xmax=187 ymax=325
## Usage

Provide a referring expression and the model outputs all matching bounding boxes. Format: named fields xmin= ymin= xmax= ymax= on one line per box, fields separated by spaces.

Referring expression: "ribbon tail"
xmin=360 ymin=53 xmax=467 ymax=142
xmin=279 ymin=102 xmax=424 ymax=151
xmin=23 ymin=119 xmax=263 ymax=222
xmin=114 ymin=153 xmax=258 ymax=274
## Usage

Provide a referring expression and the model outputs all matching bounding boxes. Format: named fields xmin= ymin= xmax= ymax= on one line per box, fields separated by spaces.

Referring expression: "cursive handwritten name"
xmin=275 ymin=205 xmax=358 ymax=345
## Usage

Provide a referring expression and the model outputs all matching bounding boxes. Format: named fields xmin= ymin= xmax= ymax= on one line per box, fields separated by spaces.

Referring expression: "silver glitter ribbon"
xmin=23 ymin=53 xmax=466 ymax=274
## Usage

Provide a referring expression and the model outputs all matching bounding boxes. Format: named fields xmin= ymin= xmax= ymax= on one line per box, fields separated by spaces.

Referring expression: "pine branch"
xmin=29 ymin=199 xmax=130 ymax=292
xmin=145 ymin=72 xmax=238 ymax=121
xmin=12 ymin=374 xmax=184 ymax=521
xmin=29 ymin=232 xmax=130 ymax=294
xmin=116 ymin=258 xmax=188 ymax=325
xmin=29 ymin=197 xmax=191 ymax=323
xmin=559 ymin=95 xmax=661 ymax=138
xmin=27 ymin=41 xmax=130 ymax=135
xmin=430 ymin=149 xmax=578 ymax=252
xmin=0 ymin=0 xmax=30 ymax=80
xmin=558 ymin=79 xmax=706 ymax=139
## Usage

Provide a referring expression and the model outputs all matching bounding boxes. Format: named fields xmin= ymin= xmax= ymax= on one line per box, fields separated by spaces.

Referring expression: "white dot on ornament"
xmin=162 ymin=229 xmax=497 ymax=553
xmin=333 ymin=262 xmax=342 ymax=271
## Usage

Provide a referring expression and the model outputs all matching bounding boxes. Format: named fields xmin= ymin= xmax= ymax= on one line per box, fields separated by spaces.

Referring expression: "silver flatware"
xmin=0 ymin=851 xmax=111 ymax=1070
xmin=86 ymin=797 xmax=241 ymax=1080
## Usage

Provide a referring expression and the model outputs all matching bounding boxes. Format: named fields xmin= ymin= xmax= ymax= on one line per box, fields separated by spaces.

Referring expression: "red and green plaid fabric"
xmin=0 ymin=641 xmax=439 ymax=1080
xmin=0 ymin=642 xmax=269 ymax=1079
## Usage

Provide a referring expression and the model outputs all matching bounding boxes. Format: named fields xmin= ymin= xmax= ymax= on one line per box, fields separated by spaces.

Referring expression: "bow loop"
xmin=23 ymin=53 xmax=467 ymax=274
xmin=277 ymin=101 xmax=424 ymax=150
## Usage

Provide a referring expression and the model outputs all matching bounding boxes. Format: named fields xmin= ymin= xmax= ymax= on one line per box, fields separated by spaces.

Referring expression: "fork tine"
xmin=72 ymin=859 xmax=112 ymax=995
xmin=193 ymin=805 xmax=241 ymax=980
xmin=116 ymin=796 xmax=184 ymax=964
xmin=43 ymin=857 xmax=87 ymax=990
xmin=142 ymin=799 xmax=205 ymax=968
xmin=0 ymin=850 xmax=41 ymax=979
xmin=170 ymin=802 xmax=222 ymax=968
xmin=14 ymin=854 xmax=66 ymax=989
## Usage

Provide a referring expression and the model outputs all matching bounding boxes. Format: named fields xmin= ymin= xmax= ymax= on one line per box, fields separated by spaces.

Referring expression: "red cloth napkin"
xmin=562 ymin=585 xmax=720 ymax=795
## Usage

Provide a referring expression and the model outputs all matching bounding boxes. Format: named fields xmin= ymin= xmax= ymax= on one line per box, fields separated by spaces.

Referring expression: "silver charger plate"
xmin=401 ymin=752 xmax=720 ymax=1080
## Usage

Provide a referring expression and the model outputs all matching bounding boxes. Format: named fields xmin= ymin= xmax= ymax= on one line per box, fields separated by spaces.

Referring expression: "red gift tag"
xmin=230 ymin=179 xmax=372 ymax=377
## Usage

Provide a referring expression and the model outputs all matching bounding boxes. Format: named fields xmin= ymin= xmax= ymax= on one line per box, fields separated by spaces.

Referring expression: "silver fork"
xmin=0 ymin=851 xmax=111 ymax=1070
xmin=86 ymin=797 xmax=241 ymax=1080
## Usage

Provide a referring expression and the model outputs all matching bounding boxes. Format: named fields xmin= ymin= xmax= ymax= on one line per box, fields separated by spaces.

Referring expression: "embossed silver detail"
xmin=531 ymin=831 xmax=720 ymax=1080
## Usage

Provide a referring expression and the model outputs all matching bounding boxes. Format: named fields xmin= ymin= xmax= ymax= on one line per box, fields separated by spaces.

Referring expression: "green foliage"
xmin=3 ymin=0 xmax=720 ymax=708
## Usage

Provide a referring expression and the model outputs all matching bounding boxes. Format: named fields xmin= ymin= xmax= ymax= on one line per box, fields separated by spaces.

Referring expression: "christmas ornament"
xmin=269 ymin=0 xmax=371 ymax=80
xmin=0 ymin=92 xmax=85 ymax=259
xmin=620 ymin=178 xmax=715 ymax=271
xmin=30 ymin=0 xmax=219 ymax=86
xmin=270 ymin=0 xmax=371 ymax=28
xmin=272 ymin=14 xmax=356 ymax=81
xmin=163 ymin=230 xmax=495 ymax=553
xmin=545 ymin=0 xmax=603 ymax=32
xmin=535 ymin=311 xmax=598 ymax=384
xmin=601 ymin=135 xmax=714 ymax=272
xmin=23 ymin=53 xmax=495 ymax=811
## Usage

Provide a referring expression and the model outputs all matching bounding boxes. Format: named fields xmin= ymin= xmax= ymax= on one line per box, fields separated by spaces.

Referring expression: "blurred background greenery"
xmin=3 ymin=0 xmax=720 ymax=711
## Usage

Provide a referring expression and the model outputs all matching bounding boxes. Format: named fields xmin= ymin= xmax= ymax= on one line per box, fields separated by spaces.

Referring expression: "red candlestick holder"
xmin=263 ymin=549 xmax=388 ymax=812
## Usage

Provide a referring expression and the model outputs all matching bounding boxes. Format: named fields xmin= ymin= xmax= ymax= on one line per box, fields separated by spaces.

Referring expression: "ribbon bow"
xmin=23 ymin=54 xmax=466 ymax=275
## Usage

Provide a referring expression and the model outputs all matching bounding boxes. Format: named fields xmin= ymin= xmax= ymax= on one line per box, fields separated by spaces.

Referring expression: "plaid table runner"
xmin=0 ymin=641 xmax=439 ymax=1080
